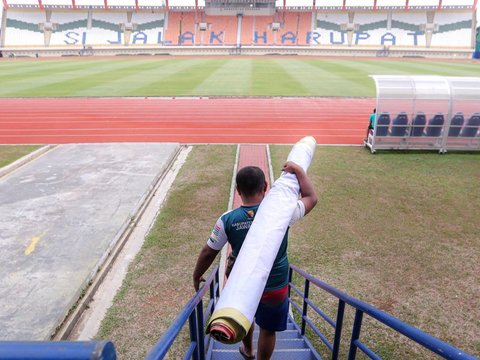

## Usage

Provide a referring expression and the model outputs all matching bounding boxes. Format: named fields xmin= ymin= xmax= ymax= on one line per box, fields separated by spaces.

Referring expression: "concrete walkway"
xmin=0 ymin=143 xmax=179 ymax=340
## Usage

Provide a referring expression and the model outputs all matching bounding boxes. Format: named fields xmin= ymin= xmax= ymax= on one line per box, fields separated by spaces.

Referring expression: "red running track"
xmin=0 ymin=98 xmax=375 ymax=145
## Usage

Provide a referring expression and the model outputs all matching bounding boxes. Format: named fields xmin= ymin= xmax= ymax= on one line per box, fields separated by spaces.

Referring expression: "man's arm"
xmin=193 ymin=244 xmax=220 ymax=291
xmin=282 ymin=161 xmax=318 ymax=215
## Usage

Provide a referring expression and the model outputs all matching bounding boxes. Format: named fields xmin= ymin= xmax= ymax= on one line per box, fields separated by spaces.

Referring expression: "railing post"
xmin=196 ymin=300 xmax=206 ymax=360
xmin=209 ymin=279 xmax=215 ymax=314
xmin=215 ymin=269 xmax=220 ymax=298
xmin=288 ymin=267 xmax=293 ymax=298
xmin=332 ymin=299 xmax=345 ymax=360
xmin=347 ymin=310 xmax=364 ymax=360
xmin=301 ymin=279 xmax=310 ymax=336
xmin=188 ymin=310 xmax=200 ymax=360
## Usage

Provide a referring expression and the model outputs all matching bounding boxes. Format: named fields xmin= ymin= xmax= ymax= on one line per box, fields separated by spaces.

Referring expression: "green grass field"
xmin=1 ymin=57 xmax=479 ymax=97
xmin=1 ymin=56 xmax=479 ymax=359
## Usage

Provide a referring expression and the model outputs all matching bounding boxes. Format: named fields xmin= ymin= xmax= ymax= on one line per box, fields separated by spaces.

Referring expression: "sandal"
xmin=239 ymin=346 xmax=255 ymax=359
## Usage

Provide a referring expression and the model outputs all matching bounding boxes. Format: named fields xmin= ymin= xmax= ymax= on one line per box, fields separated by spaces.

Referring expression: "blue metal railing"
xmin=0 ymin=341 xmax=116 ymax=360
xmin=288 ymin=264 xmax=477 ymax=360
xmin=144 ymin=265 xmax=220 ymax=360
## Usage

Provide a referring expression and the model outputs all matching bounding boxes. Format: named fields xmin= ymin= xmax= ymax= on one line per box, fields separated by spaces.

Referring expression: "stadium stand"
xmin=430 ymin=11 xmax=473 ymax=47
xmin=244 ymin=15 xmax=275 ymax=45
xmin=0 ymin=1 xmax=477 ymax=58
xmin=354 ymin=12 xmax=390 ymax=46
xmin=205 ymin=14 xmax=237 ymax=45
xmin=50 ymin=11 xmax=88 ymax=46
xmin=390 ymin=11 xmax=427 ymax=46
xmin=131 ymin=12 xmax=165 ymax=45
xmin=89 ymin=12 xmax=128 ymax=45
xmin=164 ymin=11 xmax=198 ymax=45
xmin=4 ymin=10 xmax=45 ymax=46
xmin=281 ymin=11 xmax=312 ymax=45
xmin=315 ymin=12 xmax=348 ymax=45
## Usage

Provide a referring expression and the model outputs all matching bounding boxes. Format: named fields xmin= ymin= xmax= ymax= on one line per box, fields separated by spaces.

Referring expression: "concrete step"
xmin=211 ymin=348 xmax=314 ymax=360
xmin=214 ymin=338 xmax=307 ymax=350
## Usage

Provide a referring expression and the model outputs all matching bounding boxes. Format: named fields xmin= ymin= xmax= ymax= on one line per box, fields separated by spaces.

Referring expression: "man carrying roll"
xmin=193 ymin=161 xmax=317 ymax=360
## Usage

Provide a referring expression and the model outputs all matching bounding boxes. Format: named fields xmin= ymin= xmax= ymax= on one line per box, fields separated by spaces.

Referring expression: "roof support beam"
xmin=71 ymin=0 xmax=76 ymax=9
xmin=165 ymin=0 xmax=168 ymax=11
xmin=2 ymin=0 xmax=8 ymax=9
xmin=104 ymin=0 xmax=108 ymax=10
xmin=283 ymin=0 xmax=286 ymax=12
xmin=342 ymin=0 xmax=346 ymax=11
xmin=312 ymin=0 xmax=315 ymax=11
xmin=405 ymin=0 xmax=409 ymax=12
xmin=38 ymin=0 xmax=44 ymax=10
xmin=135 ymin=0 xmax=138 ymax=11
xmin=438 ymin=0 xmax=442 ymax=10
xmin=474 ymin=0 xmax=478 ymax=11
xmin=373 ymin=0 xmax=377 ymax=12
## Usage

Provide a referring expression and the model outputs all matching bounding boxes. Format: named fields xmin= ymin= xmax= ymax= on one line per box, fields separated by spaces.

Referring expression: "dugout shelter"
xmin=365 ymin=75 xmax=480 ymax=153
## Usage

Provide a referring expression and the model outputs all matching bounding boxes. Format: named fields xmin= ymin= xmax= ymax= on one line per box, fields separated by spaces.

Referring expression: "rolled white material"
xmin=206 ymin=136 xmax=317 ymax=342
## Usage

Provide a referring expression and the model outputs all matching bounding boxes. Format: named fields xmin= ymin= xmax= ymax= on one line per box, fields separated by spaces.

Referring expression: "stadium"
xmin=0 ymin=0 xmax=479 ymax=359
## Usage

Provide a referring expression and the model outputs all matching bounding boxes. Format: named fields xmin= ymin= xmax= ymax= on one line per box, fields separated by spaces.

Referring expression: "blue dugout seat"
xmin=410 ymin=113 xmax=426 ymax=137
xmin=390 ymin=112 xmax=408 ymax=136
xmin=375 ymin=112 xmax=390 ymax=137
xmin=459 ymin=113 xmax=480 ymax=137
xmin=448 ymin=113 xmax=464 ymax=137
xmin=424 ymin=113 xmax=444 ymax=137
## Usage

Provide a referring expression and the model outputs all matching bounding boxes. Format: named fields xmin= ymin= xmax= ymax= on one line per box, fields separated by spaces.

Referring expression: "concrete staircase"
xmin=209 ymin=318 xmax=319 ymax=360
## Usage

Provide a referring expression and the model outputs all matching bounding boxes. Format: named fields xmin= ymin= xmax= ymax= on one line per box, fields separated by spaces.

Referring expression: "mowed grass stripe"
xmin=192 ymin=58 xmax=252 ymax=96
xmin=0 ymin=59 xmax=110 ymax=80
xmin=0 ymin=59 xmax=124 ymax=96
xmin=251 ymin=58 xmax=308 ymax=96
xmin=131 ymin=58 xmax=225 ymax=96
xmin=72 ymin=59 xmax=201 ymax=97
xmin=1 ymin=58 xmax=479 ymax=97
xmin=301 ymin=59 xmax=375 ymax=96
xmin=6 ymin=59 xmax=162 ymax=97
xmin=355 ymin=59 xmax=478 ymax=77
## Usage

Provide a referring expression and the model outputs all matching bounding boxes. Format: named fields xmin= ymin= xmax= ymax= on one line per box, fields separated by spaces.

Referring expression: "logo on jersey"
xmin=209 ymin=224 xmax=221 ymax=243
xmin=246 ymin=210 xmax=255 ymax=219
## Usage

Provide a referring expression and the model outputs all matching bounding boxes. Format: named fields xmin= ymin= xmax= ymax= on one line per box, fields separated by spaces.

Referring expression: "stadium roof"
xmin=2 ymin=0 xmax=478 ymax=7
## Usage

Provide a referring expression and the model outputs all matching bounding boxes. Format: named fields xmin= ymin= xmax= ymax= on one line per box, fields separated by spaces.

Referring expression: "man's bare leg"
xmin=240 ymin=323 xmax=255 ymax=358
xmin=257 ymin=327 xmax=276 ymax=360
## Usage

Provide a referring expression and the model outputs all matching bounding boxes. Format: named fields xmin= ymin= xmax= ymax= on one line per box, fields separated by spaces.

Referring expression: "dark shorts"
xmin=255 ymin=285 xmax=289 ymax=331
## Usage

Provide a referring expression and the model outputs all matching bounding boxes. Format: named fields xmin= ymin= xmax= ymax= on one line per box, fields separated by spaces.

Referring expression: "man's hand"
xmin=193 ymin=276 xmax=206 ymax=292
xmin=282 ymin=161 xmax=317 ymax=215
xmin=192 ymin=244 xmax=220 ymax=292
xmin=282 ymin=161 xmax=304 ymax=175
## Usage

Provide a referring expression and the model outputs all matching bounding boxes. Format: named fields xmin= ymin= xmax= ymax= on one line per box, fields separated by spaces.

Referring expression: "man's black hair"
xmin=236 ymin=166 xmax=266 ymax=197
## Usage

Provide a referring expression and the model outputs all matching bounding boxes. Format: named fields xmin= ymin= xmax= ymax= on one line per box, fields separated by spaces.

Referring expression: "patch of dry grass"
xmin=271 ymin=146 xmax=480 ymax=359
xmin=96 ymin=145 xmax=236 ymax=359
xmin=0 ymin=145 xmax=41 ymax=169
